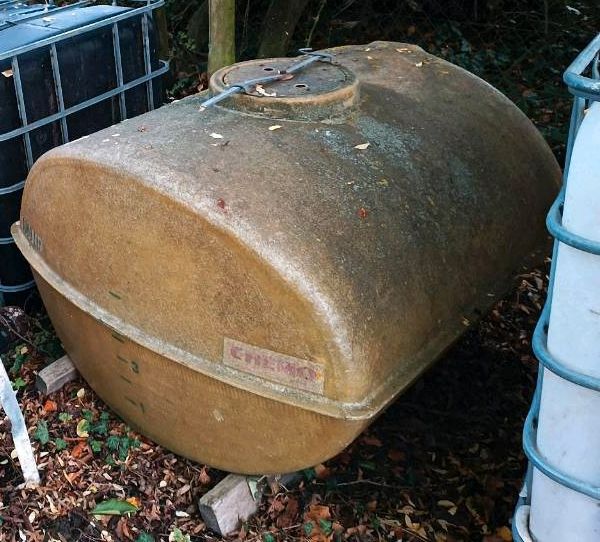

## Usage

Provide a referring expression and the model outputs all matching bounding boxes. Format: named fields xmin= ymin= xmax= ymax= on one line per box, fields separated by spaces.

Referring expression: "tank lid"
xmin=209 ymin=57 xmax=358 ymax=121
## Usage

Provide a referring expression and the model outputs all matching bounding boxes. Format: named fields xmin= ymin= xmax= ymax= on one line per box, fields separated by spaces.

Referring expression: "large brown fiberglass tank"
xmin=12 ymin=42 xmax=560 ymax=474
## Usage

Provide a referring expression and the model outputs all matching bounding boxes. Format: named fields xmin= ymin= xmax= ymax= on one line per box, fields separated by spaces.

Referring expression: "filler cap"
xmin=209 ymin=57 xmax=358 ymax=121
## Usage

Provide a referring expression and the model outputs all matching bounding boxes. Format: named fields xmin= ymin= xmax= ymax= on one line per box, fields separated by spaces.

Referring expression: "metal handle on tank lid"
xmin=200 ymin=49 xmax=334 ymax=109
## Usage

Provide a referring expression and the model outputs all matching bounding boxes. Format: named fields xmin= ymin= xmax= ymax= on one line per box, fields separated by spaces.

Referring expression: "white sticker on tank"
xmin=223 ymin=338 xmax=325 ymax=395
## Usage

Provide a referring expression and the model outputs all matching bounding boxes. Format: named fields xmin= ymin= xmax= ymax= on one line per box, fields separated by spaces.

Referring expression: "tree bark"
xmin=257 ymin=0 xmax=311 ymax=59
xmin=154 ymin=7 xmax=171 ymax=61
xmin=208 ymin=0 xmax=236 ymax=74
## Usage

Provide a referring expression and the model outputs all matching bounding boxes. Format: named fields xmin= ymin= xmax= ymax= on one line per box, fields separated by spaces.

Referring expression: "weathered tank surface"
xmin=12 ymin=42 xmax=561 ymax=474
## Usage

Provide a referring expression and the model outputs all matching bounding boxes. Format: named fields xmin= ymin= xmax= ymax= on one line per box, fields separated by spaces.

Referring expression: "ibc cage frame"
xmin=0 ymin=0 xmax=170 ymax=299
xmin=512 ymin=33 xmax=600 ymax=542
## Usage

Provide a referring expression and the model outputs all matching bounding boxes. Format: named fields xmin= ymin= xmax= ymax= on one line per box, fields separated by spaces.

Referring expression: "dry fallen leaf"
xmin=305 ymin=504 xmax=331 ymax=521
xmin=415 ymin=61 xmax=424 ymax=68
xmin=43 ymin=400 xmax=57 ymax=413
xmin=269 ymin=125 xmax=282 ymax=131
xmin=255 ymin=84 xmax=276 ymax=97
xmin=76 ymin=419 xmax=89 ymax=438
xmin=362 ymin=435 xmax=383 ymax=447
xmin=72 ymin=442 xmax=88 ymax=458
xmin=126 ymin=496 xmax=141 ymax=509
xmin=314 ymin=463 xmax=331 ymax=479
xmin=76 ymin=388 xmax=85 ymax=399
xmin=495 ymin=526 xmax=512 ymax=541
xmin=199 ymin=466 xmax=211 ymax=484
xmin=209 ymin=132 xmax=224 ymax=139
xmin=354 ymin=142 xmax=370 ymax=150
xmin=388 ymin=449 xmax=405 ymax=462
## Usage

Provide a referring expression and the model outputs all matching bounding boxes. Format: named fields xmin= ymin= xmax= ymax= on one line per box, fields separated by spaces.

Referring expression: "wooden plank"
xmin=35 ymin=355 xmax=78 ymax=395
xmin=208 ymin=0 xmax=235 ymax=74
xmin=199 ymin=472 xmax=301 ymax=535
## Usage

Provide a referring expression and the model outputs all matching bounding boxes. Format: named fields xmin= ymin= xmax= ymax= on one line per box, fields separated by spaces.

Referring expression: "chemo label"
xmin=223 ymin=338 xmax=325 ymax=395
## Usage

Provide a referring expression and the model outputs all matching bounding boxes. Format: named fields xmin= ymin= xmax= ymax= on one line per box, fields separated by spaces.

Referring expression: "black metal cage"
xmin=0 ymin=0 xmax=169 ymax=306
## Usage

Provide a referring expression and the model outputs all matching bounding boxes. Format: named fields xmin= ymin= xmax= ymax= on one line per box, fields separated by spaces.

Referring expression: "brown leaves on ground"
xmin=0 ymin=371 xmax=217 ymax=541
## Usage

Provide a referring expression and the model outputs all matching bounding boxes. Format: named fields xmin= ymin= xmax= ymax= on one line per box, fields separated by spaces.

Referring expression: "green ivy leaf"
xmin=303 ymin=522 xmax=314 ymax=536
xmin=34 ymin=420 xmax=49 ymax=445
xmin=136 ymin=534 xmax=155 ymax=542
xmin=303 ymin=468 xmax=316 ymax=481
xmin=54 ymin=438 xmax=67 ymax=451
xmin=58 ymin=412 xmax=73 ymax=423
xmin=263 ymin=533 xmax=276 ymax=542
xmin=319 ymin=519 xmax=333 ymax=535
xmin=90 ymin=440 xmax=103 ymax=453
xmin=106 ymin=435 xmax=120 ymax=451
xmin=12 ymin=377 xmax=26 ymax=390
xmin=10 ymin=346 xmax=29 ymax=374
xmin=91 ymin=498 xmax=138 ymax=516
xmin=92 ymin=418 xmax=108 ymax=436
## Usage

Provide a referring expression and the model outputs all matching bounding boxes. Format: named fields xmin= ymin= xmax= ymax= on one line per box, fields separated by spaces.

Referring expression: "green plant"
xmin=34 ymin=421 xmax=49 ymax=446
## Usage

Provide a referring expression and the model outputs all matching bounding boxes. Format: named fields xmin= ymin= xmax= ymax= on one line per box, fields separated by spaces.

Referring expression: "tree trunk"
xmin=208 ymin=0 xmax=236 ymax=74
xmin=154 ymin=7 xmax=171 ymax=61
xmin=257 ymin=0 xmax=311 ymax=59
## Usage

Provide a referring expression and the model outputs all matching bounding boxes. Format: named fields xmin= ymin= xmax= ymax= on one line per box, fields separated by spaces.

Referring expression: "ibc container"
xmin=13 ymin=42 xmax=561 ymax=473
xmin=0 ymin=0 xmax=168 ymax=306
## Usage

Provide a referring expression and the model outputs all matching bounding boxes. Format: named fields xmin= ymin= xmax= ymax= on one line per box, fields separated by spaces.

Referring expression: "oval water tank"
xmin=13 ymin=42 xmax=560 ymax=474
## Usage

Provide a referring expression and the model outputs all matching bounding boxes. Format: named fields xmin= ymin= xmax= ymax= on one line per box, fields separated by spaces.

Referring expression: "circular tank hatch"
xmin=209 ymin=57 xmax=359 ymax=121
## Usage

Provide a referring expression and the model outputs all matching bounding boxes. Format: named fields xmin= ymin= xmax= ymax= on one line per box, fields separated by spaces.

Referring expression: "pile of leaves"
xmin=0 ymin=260 xmax=549 ymax=541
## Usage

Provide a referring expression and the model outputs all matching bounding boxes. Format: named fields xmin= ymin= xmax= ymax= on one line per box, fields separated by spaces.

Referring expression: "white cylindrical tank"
xmin=529 ymin=101 xmax=600 ymax=541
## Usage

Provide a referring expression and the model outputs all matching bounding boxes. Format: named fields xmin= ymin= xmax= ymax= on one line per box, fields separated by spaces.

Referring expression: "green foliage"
xmin=58 ymin=412 xmax=73 ymax=423
xmin=91 ymin=498 xmax=138 ymax=516
xmin=54 ymin=438 xmax=67 ymax=451
xmin=10 ymin=346 xmax=29 ymax=375
xmin=319 ymin=519 xmax=333 ymax=536
xmin=11 ymin=377 xmax=26 ymax=390
xmin=30 ymin=313 xmax=64 ymax=360
xmin=34 ymin=421 xmax=49 ymax=445
xmin=169 ymin=527 xmax=191 ymax=542
xmin=91 ymin=412 xmax=110 ymax=436
xmin=136 ymin=534 xmax=155 ymax=542
xmin=90 ymin=440 xmax=103 ymax=453
xmin=105 ymin=434 xmax=140 ymax=461
xmin=302 ymin=467 xmax=316 ymax=481
xmin=106 ymin=435 xmax=121 ymax=452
